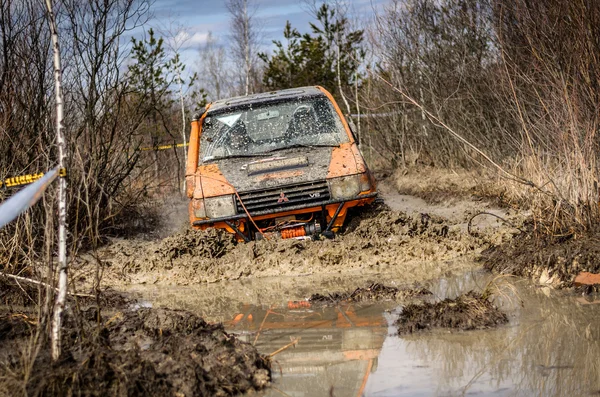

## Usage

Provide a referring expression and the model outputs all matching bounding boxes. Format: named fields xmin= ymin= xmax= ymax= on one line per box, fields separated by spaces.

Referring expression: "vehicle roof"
xmin=196 ymin=86 xmax=326 ymax=119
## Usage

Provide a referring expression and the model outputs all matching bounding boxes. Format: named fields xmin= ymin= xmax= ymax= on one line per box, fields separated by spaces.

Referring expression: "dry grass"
xmin=365 ymin=0 xmax=600 ymax=234
xmin=501 ymin=139 xmax=599 ymax=234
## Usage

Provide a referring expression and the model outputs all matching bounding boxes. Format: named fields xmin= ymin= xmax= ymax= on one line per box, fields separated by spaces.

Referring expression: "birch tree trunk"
xmin=178 ymin=72 xmax=187 ymax=193
xmin=354 ymin=49 xmax=361 ymax=146
xmin=226 ymin=0 xmax=258 ymax=96
xmin=336 ymin=41 xmax=352 ymax=116
xmin=45 ymin=0 xmax=68 ymax=362
xmin=417 ymin=67 xmax=428 ymax=137
xmin=243 ymin=0 xmax=250 ymax=95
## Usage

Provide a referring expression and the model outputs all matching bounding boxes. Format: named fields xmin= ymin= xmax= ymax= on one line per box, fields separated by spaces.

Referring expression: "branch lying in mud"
xmin=467 ymin=212 xmax=525 ymax=236
xmin=0 ymin=272 xmax=94 ymax=298
xmin=268 ymin=337 xmax=301 ymax=358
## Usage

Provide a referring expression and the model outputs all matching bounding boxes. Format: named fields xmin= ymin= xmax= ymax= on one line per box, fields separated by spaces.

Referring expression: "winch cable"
xmin=263 ymin=214 xmax=315 ymax=233
xmin=234 ymin=190 xmax=267 ymax=238
xmin=195 ymin=173 xmax=269 ymax=239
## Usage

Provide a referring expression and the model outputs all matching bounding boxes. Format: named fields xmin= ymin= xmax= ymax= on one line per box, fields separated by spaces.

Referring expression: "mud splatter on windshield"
xmin=201 ymin=97 xmax=348 ymax=162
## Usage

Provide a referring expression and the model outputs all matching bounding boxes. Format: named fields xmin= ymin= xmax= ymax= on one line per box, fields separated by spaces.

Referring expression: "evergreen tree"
xmin=258 ymin=3 xmax=364 ymax=107
xmin=259 ymin=21 xmax=334 ymax=90
xmin=128 ymin=28 xmax=176 ymax=177
xmin=129 ymin=28 xmax=176 ymax=117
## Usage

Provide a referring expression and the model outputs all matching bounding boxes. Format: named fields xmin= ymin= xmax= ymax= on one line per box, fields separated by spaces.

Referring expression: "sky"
xmin=150 ymin=0 xmax=392 ymax=64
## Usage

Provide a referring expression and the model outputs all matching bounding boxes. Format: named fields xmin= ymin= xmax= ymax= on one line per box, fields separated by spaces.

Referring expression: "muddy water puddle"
xmin=127 ymin=271 xmax=600 ymax=396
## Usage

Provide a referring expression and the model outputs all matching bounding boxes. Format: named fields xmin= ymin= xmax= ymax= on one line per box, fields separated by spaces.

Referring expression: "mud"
xmin=308 ymin=282 xmax=432 ymax=304
xmin=0 ymin=306 xmax=270 ymax=397
xmin=76 ymin=200 xmax=511 ymax=288
xmin=392 ymin=167 xmax=504 ymax=206
xmin=395 ymin=291 xmax=508 ymax=334
xmin=481 ymin=227 xmax=600 ymax=288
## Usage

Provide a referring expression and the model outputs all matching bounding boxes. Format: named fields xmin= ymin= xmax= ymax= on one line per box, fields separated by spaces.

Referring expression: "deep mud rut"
xmin=72 ymin=179 xmax=519 ymax=288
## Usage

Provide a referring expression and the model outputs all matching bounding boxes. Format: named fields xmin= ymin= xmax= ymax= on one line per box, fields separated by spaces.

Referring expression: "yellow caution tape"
xmin=0 ymin=141 xmax=189 ymax=189
xmin=139 ymin=142 xmax=189 ymax=151
xmin=1 ymin=168 xmax=67 ymax=189
xmin=1 ymin=142 xmax=189 ymax=189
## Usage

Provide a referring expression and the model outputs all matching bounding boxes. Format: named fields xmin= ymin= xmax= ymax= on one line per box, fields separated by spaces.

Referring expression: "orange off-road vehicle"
xmin=186 ymin=86 xmax=377 ymax=241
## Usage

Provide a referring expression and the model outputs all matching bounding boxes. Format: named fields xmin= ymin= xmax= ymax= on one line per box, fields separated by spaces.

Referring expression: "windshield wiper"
xmin=204 ymin=153 xmax=273 ymax=162
xmin=265 ymin=143 xmax=340 ymax=153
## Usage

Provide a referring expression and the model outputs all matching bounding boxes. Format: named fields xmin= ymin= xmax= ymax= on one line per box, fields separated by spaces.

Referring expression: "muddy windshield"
xmin=200 ymin=96 xmax=349 ymax=162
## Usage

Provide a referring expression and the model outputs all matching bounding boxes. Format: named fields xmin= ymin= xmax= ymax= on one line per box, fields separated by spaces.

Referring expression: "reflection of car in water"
xmin=225 ymin=301 xmax=387 ymax=396
xmin=186 ymin=86 xmax=377 ymax=241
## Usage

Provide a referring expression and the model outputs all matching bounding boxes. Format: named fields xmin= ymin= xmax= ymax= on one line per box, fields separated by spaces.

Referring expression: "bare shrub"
xmin=493 ymin=0 xmax=600 ymax=232
xmin=360 ymin=0 xmax=600 ymax=232
xmin=0 ymin=0 xmax=188 ymax=270
xmin=365 ymin=0 xmax=510 ymax=169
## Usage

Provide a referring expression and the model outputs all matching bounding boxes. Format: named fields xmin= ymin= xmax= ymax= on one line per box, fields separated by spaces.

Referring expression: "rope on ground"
xmin=467 ymin=211 xmax=525 ymax=236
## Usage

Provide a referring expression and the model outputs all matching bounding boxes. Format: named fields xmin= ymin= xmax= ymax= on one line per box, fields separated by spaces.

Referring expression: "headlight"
xmin=329 ymin=175 xmax=361 ymax=199
xmin=192 ymin=198 xmax=206 ymax=218
xmin=359 ymin=172 xmax=372 ymax=192
xmin=204 ymin=195 xmax=236 ymax=218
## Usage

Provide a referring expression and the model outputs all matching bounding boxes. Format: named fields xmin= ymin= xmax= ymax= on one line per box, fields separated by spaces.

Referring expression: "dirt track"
xmin=72 ymin=178 xmax=520 ymax=289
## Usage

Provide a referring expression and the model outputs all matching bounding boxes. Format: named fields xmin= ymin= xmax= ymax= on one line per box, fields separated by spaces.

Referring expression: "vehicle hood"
xmin=215 ymin=146 xmax=334 ymax=192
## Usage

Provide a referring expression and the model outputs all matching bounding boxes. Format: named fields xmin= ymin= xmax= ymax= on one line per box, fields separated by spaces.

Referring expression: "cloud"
xmin=187 ymin=32 xmax=210 ymax=46
xmin=149 ymin=0 xmax=393 ymax=69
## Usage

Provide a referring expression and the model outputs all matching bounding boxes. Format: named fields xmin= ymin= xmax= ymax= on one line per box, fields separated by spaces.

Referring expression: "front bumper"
xmin=192 ymin=192 xmax=378 ymax=227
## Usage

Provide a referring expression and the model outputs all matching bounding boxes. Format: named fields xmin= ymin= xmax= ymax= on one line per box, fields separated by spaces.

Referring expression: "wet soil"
xmin=308 ymin=282 xmax=432 ymax=304
xmin=75 ymin=193 xmax=514 ymax=288
xmin=380 ymin=179 xmax=519 ymax=234
xmin=0 ymin=175 xmax=521 ymax=396
xmin=395 ymin=291 xmax=508 ymax=334
xmin=481 ymin=227 xmax=600 ymax=288
xmin=0 ymin=306 xmax=270 ymax=397
xmin=392 ymin=166 xmax=507 ymax=207
xmin=6 ymin=169 xmax=600 ymax=396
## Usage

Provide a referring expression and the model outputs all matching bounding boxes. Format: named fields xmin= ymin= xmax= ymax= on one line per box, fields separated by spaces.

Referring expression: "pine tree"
xmin=128 ymin=28 xmax=176 ymax=178
xmin=258 ymin=3 xmax=364 ymax=108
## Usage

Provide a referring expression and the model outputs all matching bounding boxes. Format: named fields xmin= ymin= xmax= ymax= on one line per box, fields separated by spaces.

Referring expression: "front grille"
xmin=236 ymin=180 xmax=330 ymax=215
